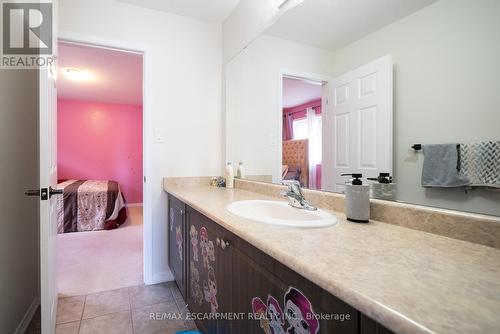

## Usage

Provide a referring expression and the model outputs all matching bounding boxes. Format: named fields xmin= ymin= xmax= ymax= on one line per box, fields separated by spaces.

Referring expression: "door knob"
xmin=49 ymin=187 xmax=63 ymax=198
xmin=25 ymin=187 xmax=63 ymax=200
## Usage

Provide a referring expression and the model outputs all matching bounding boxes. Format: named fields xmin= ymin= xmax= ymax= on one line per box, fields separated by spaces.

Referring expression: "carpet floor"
xmin=57 ymin=206 xmax=144 ymax=297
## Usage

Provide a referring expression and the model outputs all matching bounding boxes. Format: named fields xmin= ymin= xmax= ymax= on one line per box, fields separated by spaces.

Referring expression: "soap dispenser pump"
xmin=341 ymin=173 xmax=370 ymax=223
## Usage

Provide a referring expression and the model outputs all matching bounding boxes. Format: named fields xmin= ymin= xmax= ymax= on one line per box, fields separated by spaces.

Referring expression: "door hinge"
xmin=144 ymin=176 xmax=146 ymax=183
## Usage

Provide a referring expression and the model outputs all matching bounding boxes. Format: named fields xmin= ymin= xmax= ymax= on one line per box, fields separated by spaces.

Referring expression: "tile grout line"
xmin=58 ymin=283 xmax=179 ymax=333
xmin=128 ymin=287 xmax=135 ymax=334
xmin=78 ymin=295 xmax=87 ymax=334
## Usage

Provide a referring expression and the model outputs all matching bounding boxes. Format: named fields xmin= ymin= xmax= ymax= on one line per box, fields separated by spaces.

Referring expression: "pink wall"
xmin=57 ymin=99 xmax=143 ymax=203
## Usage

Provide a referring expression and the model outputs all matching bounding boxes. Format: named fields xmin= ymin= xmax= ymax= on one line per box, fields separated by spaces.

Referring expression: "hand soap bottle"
xmin=341 ymin=173 xmax=370 ymax=223
xmin=225 ymin=162 xmax=234 ymax=188
xmin=236 ymin=161 xmax=245 ymax=179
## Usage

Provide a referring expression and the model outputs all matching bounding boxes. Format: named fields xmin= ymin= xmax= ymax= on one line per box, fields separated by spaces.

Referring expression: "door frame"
xmin=55 ymin=31 xmax=155 ymax=284
xmin=277 ymin=69 xmax=330 ymax=185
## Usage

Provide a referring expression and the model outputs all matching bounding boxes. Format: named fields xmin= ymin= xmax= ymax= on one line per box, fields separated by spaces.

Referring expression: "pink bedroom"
xmin=56 ymin=41 xmax=144 ymax=296
xmin=282 ymin=77 xmax=323 ymax=191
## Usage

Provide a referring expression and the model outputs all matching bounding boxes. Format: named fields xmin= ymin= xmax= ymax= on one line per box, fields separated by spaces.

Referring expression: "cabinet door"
xmin=360 ymin=314 xmax=395 ymax=334
xmin=230 ymin=242 xmax=289 ymax=334
xmin=168 ymin=195 xmax=186 ymax=299
xmin=230 ymin=233 xmax=358 ymax=334
xmin=186 ymin=208 xmax=224 ymax=334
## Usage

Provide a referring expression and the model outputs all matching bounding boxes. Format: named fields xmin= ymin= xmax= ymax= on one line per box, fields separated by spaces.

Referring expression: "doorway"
xmin=281 ymin=75 xmax=325 ymax=191
xmin=56 ymin=40 xmax=145 ymax=296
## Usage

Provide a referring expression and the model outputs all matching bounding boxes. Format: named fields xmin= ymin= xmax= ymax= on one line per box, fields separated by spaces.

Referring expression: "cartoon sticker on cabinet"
xmin=283 ymin=287 xmax=319 ymax=334
xmin=190 ymin=261 xmax=203 ymax=305
xmin=175 ymin=225 xmax=183 ymax=261
xmin=251 ymin=287 xmax=319 ymax=334
xmin=200 ymin=227 xmax=209 ymax=268
xmin=190 ymin=225 xmax=199 ymax=262
xmin=252 ymin=297 xmax=272 ymax=334
xmin=203 ymin=266 xmax=218 ymax=313
xmin=207 ymin=240 xmax=215 ymax=262
xmin=267 ymin=295 xmax=285 ymax=334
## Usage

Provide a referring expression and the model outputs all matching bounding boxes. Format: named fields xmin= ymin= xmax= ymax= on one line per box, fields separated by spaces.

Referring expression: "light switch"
xmin=154 ymin=127 xmax=165 ymax=143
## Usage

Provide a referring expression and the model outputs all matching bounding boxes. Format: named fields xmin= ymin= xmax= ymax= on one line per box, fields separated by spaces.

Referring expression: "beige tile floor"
xmin=26 ymin=282 xmax=197 ymax=334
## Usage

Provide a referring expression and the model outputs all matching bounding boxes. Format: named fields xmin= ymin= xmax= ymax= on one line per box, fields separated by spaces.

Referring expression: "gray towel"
xmin=460 ymin=141 xmax=500 ymax=188
xmin=421 ymin=144 xmax=470 ymax=187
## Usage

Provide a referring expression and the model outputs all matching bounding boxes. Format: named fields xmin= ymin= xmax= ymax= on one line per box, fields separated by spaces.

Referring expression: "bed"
xmin=57 ymin=180 xmax=127 ymax=233
xmin=282 ymin=139 xmax=309 ymax=187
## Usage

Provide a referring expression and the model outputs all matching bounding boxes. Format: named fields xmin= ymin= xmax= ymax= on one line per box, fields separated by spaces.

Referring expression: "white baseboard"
xmin=14 ymin=297 xmax=40 ymax=334
xmin=126 ymin=203 xmax=143 ymax=208
xmin=146 ymin=270 xmax=174 ymax=285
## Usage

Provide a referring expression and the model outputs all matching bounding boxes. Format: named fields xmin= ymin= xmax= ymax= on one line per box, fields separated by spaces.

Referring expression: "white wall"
xmin=226 ymin=35 xmax=331 ymax=180
xmin=59 ymin=0 xmax=222 ymax=282
xmin=328 ymin=0 xmax=500 ymax=216
xmin=0 ymin=70 xmax=39 ymax=333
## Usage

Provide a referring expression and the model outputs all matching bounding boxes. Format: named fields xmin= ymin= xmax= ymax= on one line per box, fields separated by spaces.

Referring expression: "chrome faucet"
xmin=281 ymin=180 xmax=317 ymax=211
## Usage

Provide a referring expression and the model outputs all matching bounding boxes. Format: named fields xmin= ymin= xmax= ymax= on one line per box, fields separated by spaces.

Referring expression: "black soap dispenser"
xmin=341 ymin=173 xmax=370 ymax=223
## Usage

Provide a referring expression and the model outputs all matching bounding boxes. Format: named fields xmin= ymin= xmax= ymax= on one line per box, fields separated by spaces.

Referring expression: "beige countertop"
xmin=163 ymin=180 xmax=500 ymax=334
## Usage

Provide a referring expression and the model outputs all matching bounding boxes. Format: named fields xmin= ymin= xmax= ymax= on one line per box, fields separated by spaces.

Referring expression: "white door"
xmin=323 ymin=55 xmax=393 ymax=193
xmin=39 ymin=5 xmax=59 ymax=333
xmin=39 ymin=66 xmax=59 ymax=333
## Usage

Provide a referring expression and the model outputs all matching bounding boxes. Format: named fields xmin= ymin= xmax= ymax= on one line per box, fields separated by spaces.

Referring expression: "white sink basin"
xmin=227 ymin=200 xmax=338 ymax=228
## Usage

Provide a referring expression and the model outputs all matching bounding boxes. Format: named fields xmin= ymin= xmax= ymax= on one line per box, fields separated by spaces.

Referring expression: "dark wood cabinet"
xmin=227 ymin=228 xmax=358 ymax=334
xmin=186 ymin=207 xmax=230 ymax=333
xmin=167 ymin=195 xmax=187 ymax=300
xmin=168 ymin=194 xmax=396 ymax=334
xmin=360 ymin=314 xmax=395 ymax=334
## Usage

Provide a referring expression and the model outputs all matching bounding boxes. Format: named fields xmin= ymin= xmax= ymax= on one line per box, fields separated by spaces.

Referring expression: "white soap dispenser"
xmin=341 ymin=173 xmax=370 ymax=223
xmin=225 ymin=162 xmax=234 ymax=188
xmin=236 ymin=161 xmax=245 ymax=179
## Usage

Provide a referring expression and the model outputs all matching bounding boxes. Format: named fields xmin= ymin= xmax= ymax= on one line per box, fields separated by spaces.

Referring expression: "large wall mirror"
xmin=225 ymin=0 xmax=500 ymax=216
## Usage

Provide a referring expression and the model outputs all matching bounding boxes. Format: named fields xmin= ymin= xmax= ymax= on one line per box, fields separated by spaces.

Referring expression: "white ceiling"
xmin=58 ymin=42 xmax=143 ymax=105
xmin=267 ymin=0 xmax=438 ymax=50
xmin=117 ymin=0 xmax=240 ymax=23
xmin=283 ymin=77 xmax=322 ymax=108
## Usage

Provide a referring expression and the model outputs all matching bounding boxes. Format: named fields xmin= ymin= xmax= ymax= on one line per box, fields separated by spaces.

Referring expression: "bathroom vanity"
xmin=168 ymin=192 xmax=390 ymax=334
xmin=165 ymin=178 xmax=500 ymax=334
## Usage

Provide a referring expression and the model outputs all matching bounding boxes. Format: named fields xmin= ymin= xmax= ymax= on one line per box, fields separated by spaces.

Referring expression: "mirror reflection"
xmin=225 ymin=0 xmax=500 ymax=216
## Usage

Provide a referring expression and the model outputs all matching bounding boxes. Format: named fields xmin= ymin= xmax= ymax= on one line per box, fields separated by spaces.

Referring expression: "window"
xmin=292 ymin=115 xmax=321 ymax=142
xmin=292 ymin=118 xmax=308 ymax=140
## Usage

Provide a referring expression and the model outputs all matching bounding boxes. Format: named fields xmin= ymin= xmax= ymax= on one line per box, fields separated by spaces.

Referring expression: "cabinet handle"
xmin=169 ymin=208 xmax=174 ymax=232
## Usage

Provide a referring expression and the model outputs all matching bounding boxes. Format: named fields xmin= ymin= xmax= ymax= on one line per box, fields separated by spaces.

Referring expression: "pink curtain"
xmin=283 ymin=113 xmax=294 ymax=141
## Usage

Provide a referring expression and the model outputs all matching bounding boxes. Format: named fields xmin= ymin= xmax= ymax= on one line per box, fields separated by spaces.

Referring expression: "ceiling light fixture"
xmin=61 ymin=67 xmax=92 ymax=81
